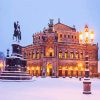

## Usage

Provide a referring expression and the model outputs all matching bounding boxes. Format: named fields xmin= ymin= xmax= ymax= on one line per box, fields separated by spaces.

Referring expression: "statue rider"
xmin=13 ymin=21 xmax=21 ymax=42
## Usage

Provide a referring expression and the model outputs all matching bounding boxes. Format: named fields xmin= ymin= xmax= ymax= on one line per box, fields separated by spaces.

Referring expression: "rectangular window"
xmin=65 ymin=52 xmax=68 ymax=59
xmin=32 ymin=53 xmax=35 ymax=59
xmin=76 ymin=53 xmax=79 ymax=59
xmin=36 ymin=52 xmax=39 ymax=59
xmin=59 ymin=52 xmax=62 ymax=59
xmin=60 ymin=34 xmax=62 ymax=38
xmin=80 ymin=53 xmax=83 ymax=59
xmin=41 ymin=52 xmax=44 ymax=58
xmin=70 ymin=52 xmax=74 ymax=59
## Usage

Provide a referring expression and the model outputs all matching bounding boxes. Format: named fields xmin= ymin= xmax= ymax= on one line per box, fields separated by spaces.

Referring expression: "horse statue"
xmin=13 ymin=21 xmax=21 ymax=42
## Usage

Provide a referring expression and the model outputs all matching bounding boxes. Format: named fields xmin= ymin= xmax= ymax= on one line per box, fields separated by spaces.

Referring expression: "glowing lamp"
xmin=27 ymin=67 xmax=30 ymax=71
xmin=32 ymin=67 xmax=34 ymax=70
xmin=90 ymin=31 xmax=94 ymax=43
xmin=79 ymin=32 xmax=83 ymax=43
xmin=47 ymin=68 xmax=49 ymax=73
xmin=0 ymin=62 xmax=3 ymax=68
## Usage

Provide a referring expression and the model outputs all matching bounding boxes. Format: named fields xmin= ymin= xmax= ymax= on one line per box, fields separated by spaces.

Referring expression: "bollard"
xmin=83 ymin=68 xmax=91 ymax=94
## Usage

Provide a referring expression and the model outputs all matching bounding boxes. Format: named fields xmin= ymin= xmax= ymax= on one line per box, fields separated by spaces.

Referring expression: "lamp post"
xmin=83 ymin=54 xmax=91 ymax=94
xmin=82 ymin=25 xmax=94 ymax=94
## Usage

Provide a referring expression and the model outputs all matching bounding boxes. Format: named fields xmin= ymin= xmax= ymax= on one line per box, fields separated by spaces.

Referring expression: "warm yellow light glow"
xmin=62 ymin=67 xmax=65 ymax=70
xmin=32 ymin=67 xmax=34 ymax=70
xmin=79 ymin=34 xmax=82 ymax=39
xmin=85 ymin=32 xmax=89 ymax=37
xmin=46 ymin=47 xmax=54 ymax=57
xmin=79 ymin=32 xmax=83 ymax=43
xmin=36 ymin=66 xmax=39 ymax=70
xmin=81 ymin=68 xmax=84 ymax=71
xmin=0 ymin=63 xmax=3 ymax=68
xmin=90 ymin=31 xmax=94 ymax=39
xmin=27 ymin=67 xmax=30 ymax=70
xmin=80 ymin=25 xmax=95 ymax=44
xmin=59 ymin=52 xmax=62 ymax=58
xmin=75 ymin=67 xmax=78 ymax=70
xmin=70 ymin=52 xmax=74 ymax=59
xmin=78 ymin=63 xmax=83 ymax=67
xmin=69 ymin=67 xmax=73 ymax=70
xmin=47 ymin=68 xmax=49 ymax=73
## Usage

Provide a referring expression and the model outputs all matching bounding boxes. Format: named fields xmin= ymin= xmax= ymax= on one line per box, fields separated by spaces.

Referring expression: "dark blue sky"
xmin=0 ymin=0 xmax=100 ymax=57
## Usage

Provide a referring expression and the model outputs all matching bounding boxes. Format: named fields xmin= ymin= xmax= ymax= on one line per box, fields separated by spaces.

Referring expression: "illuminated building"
xmin=22 ymin=19 xmax=98 ymax=77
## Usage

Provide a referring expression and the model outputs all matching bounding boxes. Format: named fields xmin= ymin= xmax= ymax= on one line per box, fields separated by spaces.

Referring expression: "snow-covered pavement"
xmin=0 ymin=77 xmax=100 ymax=100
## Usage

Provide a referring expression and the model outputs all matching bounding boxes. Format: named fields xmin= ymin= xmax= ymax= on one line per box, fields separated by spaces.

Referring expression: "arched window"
xmin=46 ymin=47 xmax=54 ymax=57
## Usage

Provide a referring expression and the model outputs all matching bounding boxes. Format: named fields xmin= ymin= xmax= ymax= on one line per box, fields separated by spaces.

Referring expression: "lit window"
xmin=76 ymin=52 xmax=79 ymax=59
xmin=80 ymin=53 xmax=83 ymax=59
xmin=50 ymin=52 xmax=52 ymax=57
xmin=46 ymin=47 xmax=54 ymax=57
xmin=41 ymin=52 xmax=44 ymax=58
xmin=60 ymin=34 xmax=62 ymax=38
xmin=65 ymin=52 xmax=68 ymax=59
xmin=32 ymin=53 xmax=35 ymax=59
xmin=59 ymin=51 xmax=62 ymax=58
xmin=70 ymin=52 xmax=74 ymax=59
xmin=36 ymin=52 xmax=39 ymax=59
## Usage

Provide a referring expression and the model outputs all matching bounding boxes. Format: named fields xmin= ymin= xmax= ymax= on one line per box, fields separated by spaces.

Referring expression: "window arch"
xmin=46 ymin=47 xmax=54 ymax=57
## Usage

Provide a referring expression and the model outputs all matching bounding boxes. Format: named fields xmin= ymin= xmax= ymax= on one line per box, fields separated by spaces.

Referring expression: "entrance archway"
xmin=46 ymin=62 xmax=52 ymax=76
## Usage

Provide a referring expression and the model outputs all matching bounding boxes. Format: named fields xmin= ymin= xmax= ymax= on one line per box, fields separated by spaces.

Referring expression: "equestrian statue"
xmin=13 ymin=21 xmax=21 ymax=42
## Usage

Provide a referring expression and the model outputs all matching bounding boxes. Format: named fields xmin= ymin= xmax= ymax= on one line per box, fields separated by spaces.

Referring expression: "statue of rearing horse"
xmin=13 ymin=21 xmax=21 ymax=42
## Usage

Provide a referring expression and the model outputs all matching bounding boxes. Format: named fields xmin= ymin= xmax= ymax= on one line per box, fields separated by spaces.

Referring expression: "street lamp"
xmin=82 ymin=25 xmax=94 ymax=94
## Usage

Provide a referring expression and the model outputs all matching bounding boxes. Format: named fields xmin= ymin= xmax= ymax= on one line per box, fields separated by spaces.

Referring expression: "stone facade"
xmin=22 ymin=20 xmax=98 ymax=77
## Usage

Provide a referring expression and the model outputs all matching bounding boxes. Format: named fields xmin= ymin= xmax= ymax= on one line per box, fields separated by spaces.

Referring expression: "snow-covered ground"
xmin=0 ymin=77 xmax=100 ymax=100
